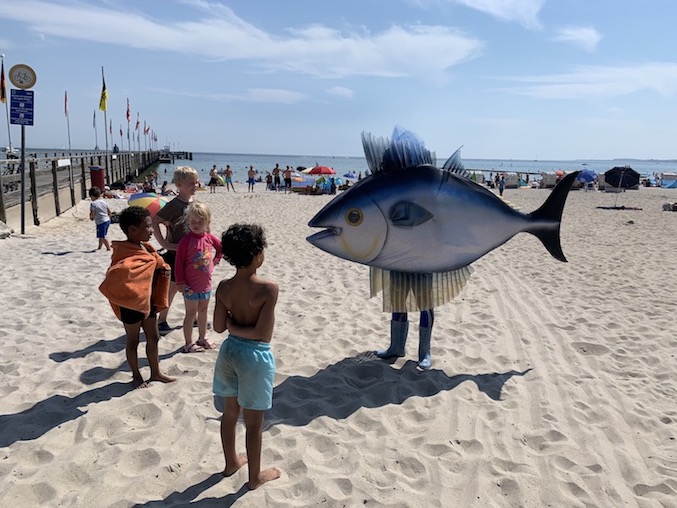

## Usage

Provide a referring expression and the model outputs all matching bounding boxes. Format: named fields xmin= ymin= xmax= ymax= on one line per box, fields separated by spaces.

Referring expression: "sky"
xmin=1 ymin=0 xmax=677 ymax=159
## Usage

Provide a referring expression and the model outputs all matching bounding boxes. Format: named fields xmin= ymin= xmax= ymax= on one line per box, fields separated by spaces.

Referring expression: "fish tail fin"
xmin=527 ymin=171 xmax=580 ymax=263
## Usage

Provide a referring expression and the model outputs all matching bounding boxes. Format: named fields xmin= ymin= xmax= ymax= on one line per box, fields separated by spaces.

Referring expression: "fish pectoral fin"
xmin=389 ymin=201 xmax=434 ymax=227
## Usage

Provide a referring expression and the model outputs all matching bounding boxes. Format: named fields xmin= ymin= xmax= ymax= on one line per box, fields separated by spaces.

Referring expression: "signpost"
xmin=8 ymin=64 xmax=36 ymax=234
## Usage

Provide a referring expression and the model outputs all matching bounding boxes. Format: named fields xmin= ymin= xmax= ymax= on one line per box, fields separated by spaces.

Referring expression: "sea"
xmin=25 ymin=148 xmax=677 ymax=184
xmin=153 ymin=152 xmax=676 ymax=185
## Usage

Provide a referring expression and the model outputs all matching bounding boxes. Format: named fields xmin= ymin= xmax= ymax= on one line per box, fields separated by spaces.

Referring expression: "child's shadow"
xmin=50 ymin=334 xmax=183 ymax=385
xmin=131 ymin=474 xmax=248 ymax=508
xmin=0 ymin=381 xmax=130 ymax=447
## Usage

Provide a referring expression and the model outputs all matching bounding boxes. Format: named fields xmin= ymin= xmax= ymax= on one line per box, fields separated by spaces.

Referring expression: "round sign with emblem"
xmin=9 ymin=64 xmax=37 ymax=89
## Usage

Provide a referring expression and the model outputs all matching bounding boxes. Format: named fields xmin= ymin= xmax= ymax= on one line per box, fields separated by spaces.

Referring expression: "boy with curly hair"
xmin=212 ymin=224 xmax=281 ymax=489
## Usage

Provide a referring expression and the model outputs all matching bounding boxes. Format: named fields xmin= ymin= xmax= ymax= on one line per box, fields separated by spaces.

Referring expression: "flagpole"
xmin=94 ymin=110 xmax=99 ymax=150
xmin=65 ymin=90 xmax=74 ymax=205
xmin=126 ymin=98 xmax=131 ymax=152
xmin=101 ymin=67 xmax=109 ymax=182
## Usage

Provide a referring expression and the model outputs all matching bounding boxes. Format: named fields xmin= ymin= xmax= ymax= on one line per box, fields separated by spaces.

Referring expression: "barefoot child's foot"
xmin=247 ymin=467 xmax=281 ymax=490
xmin=132 ymin=376 xmax=148 ymax=389
xmin=224 ymin=454 xmax=248 ymax=477
xmin=197 ymin=338 xmax=217 ymax=350
xmin=148 ymin=373 xmax=176 ymax=384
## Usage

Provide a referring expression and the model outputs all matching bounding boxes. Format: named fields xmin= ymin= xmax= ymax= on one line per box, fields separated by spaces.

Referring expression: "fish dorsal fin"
xmin=389 ymin=201 xmax=434 ymax=226
xmin=362 ymin=127 xmax=435 ymax=174
xmin=442 ymin=148 xmax=470 ymax=179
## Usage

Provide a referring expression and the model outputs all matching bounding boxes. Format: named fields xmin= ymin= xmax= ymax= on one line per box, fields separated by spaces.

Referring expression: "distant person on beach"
xmin=265 ymin=172 xmax=273 ymax=190
xmin=283 ymin=166 xmax=292 ymax=193
xmin=160 ymin=180 xmax=176 ymax=196
xmin=224 ymin=165 xmax=235 ymax=192
xmin=209 ymin=165 xmax=219 ymax=194
xmin=175 ymin=202 xmax=222 ymax=353
xmin=498 ymin=175 xmax=506 ymax=197
xmin=89 ymin=186 xmax=112 ymax=251
xmin=272 ymin=163 xmax=281 ymax=191
xmin=98 ymin=206 xmax=176 ymax=389
xmin=247 ymin=166 xmax=256 ymax=192
xmin=153 ymin=166 xmax=199 ymax=335
xmin=212 ymin=223 xmax=281 ymax=489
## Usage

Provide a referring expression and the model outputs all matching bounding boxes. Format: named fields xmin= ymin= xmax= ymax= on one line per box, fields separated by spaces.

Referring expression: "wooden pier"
xmin=0 ymin=149 xmax=191 ymax=232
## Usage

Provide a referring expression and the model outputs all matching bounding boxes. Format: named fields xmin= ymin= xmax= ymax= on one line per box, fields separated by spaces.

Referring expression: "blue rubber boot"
xmin=375 ymin=320 xmax=408 ymax=359
xmin=418 ymin=325 xmax=432 ymax=370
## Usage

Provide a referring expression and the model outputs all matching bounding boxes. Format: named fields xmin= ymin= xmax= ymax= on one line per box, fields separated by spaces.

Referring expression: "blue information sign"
xmin=10 ymin=89 xmax=34 ymax=126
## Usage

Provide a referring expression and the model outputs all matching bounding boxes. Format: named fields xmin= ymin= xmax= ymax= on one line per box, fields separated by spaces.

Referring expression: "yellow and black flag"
xmin=99 ymin=69 xmax=108 ymax=112
xmin=0 ymin=61 xmax=6 ymax=104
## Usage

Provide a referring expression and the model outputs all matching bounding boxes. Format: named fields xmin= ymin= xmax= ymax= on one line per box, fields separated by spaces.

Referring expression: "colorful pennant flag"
xmin=93 ymin=110 xmax=96 ymax=129
xmin=126 ymin=98 xmax=130 ymax=122
xmin=64 ymin=91 xmax=68 ymax=117
xmin=135 ymin=112 xmax=139 ymax=131
xmin=109 ymin=119 xmax=112 ymax=135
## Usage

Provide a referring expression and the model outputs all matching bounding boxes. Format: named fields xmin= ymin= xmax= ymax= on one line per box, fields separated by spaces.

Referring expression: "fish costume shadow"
xmin=252 ymin=354 xmax=531 ymax=428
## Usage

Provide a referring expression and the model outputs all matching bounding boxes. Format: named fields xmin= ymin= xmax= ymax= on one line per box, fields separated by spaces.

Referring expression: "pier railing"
xmin=0 ymin=150 xmax=160 ymax=231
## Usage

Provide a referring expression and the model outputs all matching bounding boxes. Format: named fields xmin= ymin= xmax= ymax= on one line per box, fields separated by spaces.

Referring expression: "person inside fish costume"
xmin=307 ymin=127 xmax=579 ymax=370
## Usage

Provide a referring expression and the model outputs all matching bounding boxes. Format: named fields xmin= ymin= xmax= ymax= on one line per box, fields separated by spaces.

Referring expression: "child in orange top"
xmin=99 ymin=206 xmax=176 ymax=389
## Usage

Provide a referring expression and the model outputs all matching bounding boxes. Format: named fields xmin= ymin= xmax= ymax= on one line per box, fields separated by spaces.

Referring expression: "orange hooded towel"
xmin=99 ymin=240 xmax=171 ymax=321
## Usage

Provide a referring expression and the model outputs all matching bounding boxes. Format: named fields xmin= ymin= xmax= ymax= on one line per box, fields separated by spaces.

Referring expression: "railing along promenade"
xmin=0 ymin=149 xmax=161 ymax=231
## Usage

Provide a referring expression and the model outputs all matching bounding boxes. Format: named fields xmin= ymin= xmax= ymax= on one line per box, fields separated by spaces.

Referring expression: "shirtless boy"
xmin=212 ymin=224 xmax=281 ymax=489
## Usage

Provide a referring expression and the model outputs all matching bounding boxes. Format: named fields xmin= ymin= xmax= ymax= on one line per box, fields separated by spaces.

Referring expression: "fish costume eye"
xmin=345 ymin=208 xmax=364 ymax=226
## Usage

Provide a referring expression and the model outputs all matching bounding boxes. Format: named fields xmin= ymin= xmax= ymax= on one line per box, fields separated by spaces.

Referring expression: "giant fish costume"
xmin=307 ymin=129 xmax=579 ymax=274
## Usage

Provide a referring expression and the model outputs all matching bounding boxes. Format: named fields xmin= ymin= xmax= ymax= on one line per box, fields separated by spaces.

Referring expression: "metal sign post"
xmin=8 ymin=64 xmax=36 ymax=234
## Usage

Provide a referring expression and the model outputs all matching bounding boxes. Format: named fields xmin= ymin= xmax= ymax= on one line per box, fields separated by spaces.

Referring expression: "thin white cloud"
xmin=452 ymin=0 xmax=545 ymax=29
xmin=0 ymin=0 xmax=484 ymax=79
xmin=326 ymin=86 xmax=354 ymax=99
xmin=500 ymin=63 xmax=677 ymax=99
xmin=148 ymin=86 xmax=308 ymax=104
xmin=552 ymin=26 xmax=601 ymax=52
xmin=242 ymin=88 xmax=306 ymax=104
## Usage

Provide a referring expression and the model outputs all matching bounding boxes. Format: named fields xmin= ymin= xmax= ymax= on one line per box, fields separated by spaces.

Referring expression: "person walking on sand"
xmin=99 ymin=206 xmax=177 ymax=389
xmin=212 ymin=223 xmax=281 ymax=489
xmin=271 ymin=163 xmax=281 ymax=191
xmin=89 ymin=186 xmax=112 ymax=251
xmin=247 ymin=166 xmax=256 ymax=193
xmin=498 ymin=175 xmax=506 ymax=197
xmin=152 ymin=166 xmax=199 ymax=335
xmin=209 ymin=165 xmax=219 ymax=194
xmin=283 ymin=166 xmax=292 ymax=194
xmin=175 ymin=202 xmax=222 ymax=353
xmin=224 ymin=165 xmax=235 ymax=192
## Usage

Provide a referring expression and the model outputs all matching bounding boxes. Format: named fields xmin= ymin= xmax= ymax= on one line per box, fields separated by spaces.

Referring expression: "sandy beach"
xmin=1 ymin=182 xmax=676 ymax=507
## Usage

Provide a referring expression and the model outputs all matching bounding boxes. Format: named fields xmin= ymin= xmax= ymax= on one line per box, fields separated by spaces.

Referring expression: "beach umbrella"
xmin=604 ymin=167 xmax=639 ymax=189
xmin=576 ymin=169 xmax=598 ymax=183
xmin=308 ymin=165 xmax=336 ymax=175
xmin=127 ymin=192 xmax=169 ymax=217
xmin=343 ymin=171 xmax=357 ymax=178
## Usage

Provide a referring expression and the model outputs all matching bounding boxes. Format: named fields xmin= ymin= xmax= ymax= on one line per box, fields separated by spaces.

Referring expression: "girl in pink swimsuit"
xmin=175 ymin=202 xmax=223 ymax=352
